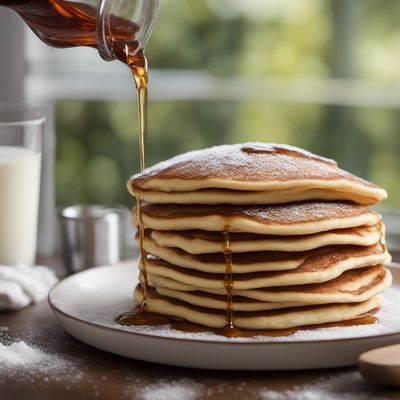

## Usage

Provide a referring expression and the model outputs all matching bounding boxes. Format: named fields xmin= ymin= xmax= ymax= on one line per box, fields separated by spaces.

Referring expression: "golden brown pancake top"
xmin=130 ymin=143 xmax=381 ymax=189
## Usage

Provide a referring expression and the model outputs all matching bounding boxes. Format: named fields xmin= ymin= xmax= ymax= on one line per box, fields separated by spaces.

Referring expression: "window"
xmin=4 ymin=0 xmax=400 ymax=255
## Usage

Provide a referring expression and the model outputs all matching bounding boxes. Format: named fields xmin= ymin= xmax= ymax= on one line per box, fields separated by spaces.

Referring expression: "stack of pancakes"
xmin=128 ymin=143 xmax=392 ymax=331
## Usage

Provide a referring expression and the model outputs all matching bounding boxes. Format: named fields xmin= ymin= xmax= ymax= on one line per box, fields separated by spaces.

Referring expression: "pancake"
xmin=128 ymin=143 xmax=386 ymax=205
xmin=144 ymin=243 xmax=389 ymax=289
xmin=142 ymin=233 xmax=384 ymax=273
xmin=153 ymin=286 xmax=303 ymax=311
xmin=134 ymin=187 xmax=379 ymax=206
xmin=147 ymin=264 xmax=392 ymax=305
xmin=134 ymin=288 xmax=382 ymax=330
xmin=142 ymin=234 xmax=306 ymax=273
xmin=150 ymin=265 xmax=391 ymax=311
xmin=126 ymin=142 xmax=390 ymax=332
xmin=135 ymin=201 xmax=380 ymax=235
xmin=148 ymin=225 xmax=382 ymax=255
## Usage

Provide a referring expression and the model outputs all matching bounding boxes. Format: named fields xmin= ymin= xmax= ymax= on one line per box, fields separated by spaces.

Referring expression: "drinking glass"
xmin=0 ymin=103 xmax=45 ymax=266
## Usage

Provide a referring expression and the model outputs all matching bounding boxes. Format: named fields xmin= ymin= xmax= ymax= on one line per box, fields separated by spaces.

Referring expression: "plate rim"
xmin=48 ymin=261 xmax=400 ymax=346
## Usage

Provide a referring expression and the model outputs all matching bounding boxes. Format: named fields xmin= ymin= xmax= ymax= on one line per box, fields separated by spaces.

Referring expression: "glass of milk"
xmin=0 ymin=104 xmax=45 ymax=266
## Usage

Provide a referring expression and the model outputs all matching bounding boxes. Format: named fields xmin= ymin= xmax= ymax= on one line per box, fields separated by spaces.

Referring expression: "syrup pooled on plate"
xmin=117 ymin=308 xmax=170 ymax=327
xmin=116 ymin=309 xmax=378 ymax=338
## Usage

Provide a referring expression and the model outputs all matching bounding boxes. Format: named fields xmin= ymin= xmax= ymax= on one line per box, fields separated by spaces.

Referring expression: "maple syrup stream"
xmin=127 ymin=50 xmax=149 ymax=309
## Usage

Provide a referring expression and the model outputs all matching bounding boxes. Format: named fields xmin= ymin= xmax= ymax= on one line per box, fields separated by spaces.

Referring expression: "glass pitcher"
xmin=0 ymin=0 xmax=159 ymax=61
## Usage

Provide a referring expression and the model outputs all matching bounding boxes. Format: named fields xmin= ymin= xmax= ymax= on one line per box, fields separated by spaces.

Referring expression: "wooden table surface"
xmin=1 ymin=258 xmax=400 ymax=400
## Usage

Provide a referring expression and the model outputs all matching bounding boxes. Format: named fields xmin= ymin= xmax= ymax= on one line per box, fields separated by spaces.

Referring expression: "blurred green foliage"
xmin=55 ymin=0 xmax=400 ymax=209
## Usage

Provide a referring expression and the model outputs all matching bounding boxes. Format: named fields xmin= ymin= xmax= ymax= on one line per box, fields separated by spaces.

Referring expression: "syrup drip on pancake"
xmin=222 ymin=227 xmax=234 ymax=330
xmin=377 ymin=216 xmax=386 ymax=254
xmin=137 ymin=205 xmax=148 ymax=308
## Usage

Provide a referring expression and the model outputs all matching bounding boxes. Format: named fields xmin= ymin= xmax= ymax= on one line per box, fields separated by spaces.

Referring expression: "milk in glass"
xmin=0 ymin=146 xmax=41 ymax=265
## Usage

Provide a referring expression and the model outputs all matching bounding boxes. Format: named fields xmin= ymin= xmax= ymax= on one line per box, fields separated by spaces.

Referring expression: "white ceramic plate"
xmin=49 ymin=261 xmax=400 ymax=370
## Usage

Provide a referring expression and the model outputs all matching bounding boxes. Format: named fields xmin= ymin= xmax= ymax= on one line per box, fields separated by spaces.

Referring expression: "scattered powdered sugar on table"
xmin=71 ymin=283 xmax=400 ymax=343
xmin=137 ymin=378 xmax=203 ymax=400
xmin=0 ymin=341 xmax=46 ymax=367
xmin=259 ymin=371 xmax=389 ymax=400
xmin=0 ymin=337 xmax=83 ymax=384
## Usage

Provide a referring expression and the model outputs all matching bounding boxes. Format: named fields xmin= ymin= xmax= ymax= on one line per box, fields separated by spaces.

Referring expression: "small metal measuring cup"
xmin=58 ymin=204 xmax=129 ymax=273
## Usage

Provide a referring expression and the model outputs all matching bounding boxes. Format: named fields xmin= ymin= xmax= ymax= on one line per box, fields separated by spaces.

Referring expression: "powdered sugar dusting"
xmin=130 ymin=143 xmax=378 ymax=190
xmin=259 ymin=371 xmax=386 ymax=400
xmin=138 ymin=378 xmax=203 ymax=400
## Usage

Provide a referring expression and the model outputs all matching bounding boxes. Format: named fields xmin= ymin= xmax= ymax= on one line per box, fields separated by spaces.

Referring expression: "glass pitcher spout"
xmin=0 ymin=0 xmax=159 ymax=61
xmin=97 ymin=0 xmax=159 ymax=61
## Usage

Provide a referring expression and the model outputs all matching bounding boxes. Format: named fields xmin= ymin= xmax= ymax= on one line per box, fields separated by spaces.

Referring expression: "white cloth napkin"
xmin=0 ymin=264 xmax=58 ymax=311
